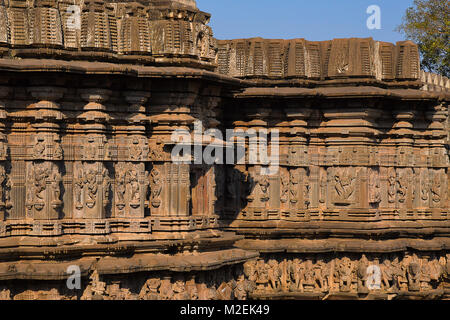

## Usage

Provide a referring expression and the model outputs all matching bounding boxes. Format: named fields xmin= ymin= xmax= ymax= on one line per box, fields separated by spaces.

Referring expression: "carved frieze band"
xmin=217 ymin=38 xmax=420 ymax=81
xmin=0 ymin=0 xmax=216 ymax=65
xmin=3 ymin=252 xmax=450 ymax=300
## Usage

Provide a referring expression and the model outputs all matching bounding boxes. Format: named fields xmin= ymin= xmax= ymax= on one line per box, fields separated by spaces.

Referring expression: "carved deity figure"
xmin=34 ymin=164 xmax=48 ymax=202
xmin=319 ymin=173 xmax=327 ymax=204
xmin=115 ymin=165 xmax=126 ymax=208
xmin=280 ymin=170 xmax=289 ymax=203
xmin=85 ymin=166 xmax=98 ymax=208
xmin=313 ymin=260 xmax=328 ymax=292
xmin=387 ymin=257 xmax=402 ymax=291
xmin=388 ymin=168 xmax=397 ymax=204
xmin=303 ymin=260 xmax=315 ymax=292
xmin=74 ymin=162 xmax=109 ymax=212
xmin=74 ymin=164 xmax=84 ymax=210
xmin=26 ymin=162 xmax=61 ymax=212
xmin=290 ymin=258 xmax=305 ymax=292
xmin=421 ymin=170 xmax=430 ymax=202
xmin=172 ymin=275 xmax=189 ymax=300
xmin=397 ymin=170 xmax=408 ymax=204
xmin=150 ymin=168 xmax=162 ymax=208
xmin=101 ymin=166 xmax=110 ymax=208
xmin=149 ymin=142 xmax=164 ymax=161
xmin=303 ymin=181 xmax=310 ymax=208
xmin=53 ymin=143 xmax=63 ymax=159
xmin=255 ymin=260 xmax=269 ymax=290
xmin=369 ymin=169 xmax=381 ymax=204
xmin=267 ymin=259 xmax=281 ymax=291
xmin=334 ymin=167 xmax=355 ymax=203
xmin=126 ymin=168 xmax=140 ymax=206
xmin=234 ymin=273 xmax=254 ymax=300
xmin=431 ymin=173 xmax=442 ymax=203
xmin=129 ymin=139 xmax=143 ymax=161
xmin=243 ymin=260 xmax=257 ymax=283
xmin=33 ymin=138 xmax=46 ymax=158
xmin=85 ymin=141 xmax=97 ymax=159
xmin=337 ymin=257 xmax=354 ymax=292
xmin=420 ymin=259 xmax=432 ymax=291
xmin=50 ymin=164 xmax=62 ymax=207
xmin=380 ymin=259 xmax=394 ymax=291
xmin=139 ymin=278 xmax=161 ymax=300
xmin=429 ymin=257 xmax=444 ymax=283
xmin=407 ymin=258 xmax=421 ymax=292
xmin=356 ymin=255 xmax=369 ymax=293
xmin=115 ymin=163 xmax=142 ymax=210
xmin=257 ymin=175 xmax=270 ymax=202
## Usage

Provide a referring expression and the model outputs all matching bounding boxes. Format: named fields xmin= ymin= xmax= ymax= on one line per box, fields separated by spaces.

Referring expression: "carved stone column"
xmin=148 ymin=80 xmax=197 ymax=220
xmin=284 ymin=102 xmax=312 ymax=218
xmin=25 ymin=86 xmax=65 ymax=220
xmin=74 ymin=88 xmax=111 ymax=220
xmin=319 ymin=101 xmax=382 ymax=213
xmin=386 ymin=107 xmax=416 ymax=215
xmin=113 ymin=90 xmax=150 ymax=219
xmin=426 ymin=103 xmax=449 ymax=212
xmin=0 ymin=86 xmax=10 ymax=221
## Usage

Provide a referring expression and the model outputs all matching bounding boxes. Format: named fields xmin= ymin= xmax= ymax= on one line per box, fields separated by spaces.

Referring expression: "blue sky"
xmin=196 ymin=0 xmax=415 ymax=44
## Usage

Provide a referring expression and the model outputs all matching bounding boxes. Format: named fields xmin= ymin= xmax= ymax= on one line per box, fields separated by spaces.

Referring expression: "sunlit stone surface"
xmin=0 ymin=0 xmax=448 ymax=300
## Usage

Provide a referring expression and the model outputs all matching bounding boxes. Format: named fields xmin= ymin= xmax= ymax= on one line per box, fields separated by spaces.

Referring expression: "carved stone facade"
xmin=0 ymin=0 xmax=448 ymax=300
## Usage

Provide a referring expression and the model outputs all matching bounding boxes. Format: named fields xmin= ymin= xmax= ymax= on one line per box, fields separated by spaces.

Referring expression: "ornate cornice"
xmin=0 ymin=0 xmax=216 ymax=69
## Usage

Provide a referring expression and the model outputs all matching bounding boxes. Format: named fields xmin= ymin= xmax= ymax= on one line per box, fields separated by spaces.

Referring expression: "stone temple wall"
xmin=0 ymin=0 xmax=448 ymax=300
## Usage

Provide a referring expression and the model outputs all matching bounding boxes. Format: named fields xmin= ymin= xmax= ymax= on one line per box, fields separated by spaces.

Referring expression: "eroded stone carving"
xmin=0 ymin=0 xmax=446 ymax=302
xmin=115 ymin=162 xmax=146 ymax=217
xmin=26 ymin=161 xmax=62 ymax=219
xmin=333 ymin=167 xmax=356 ymax=205
xmin=149 ymin=167 xmax=162 ymax=209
